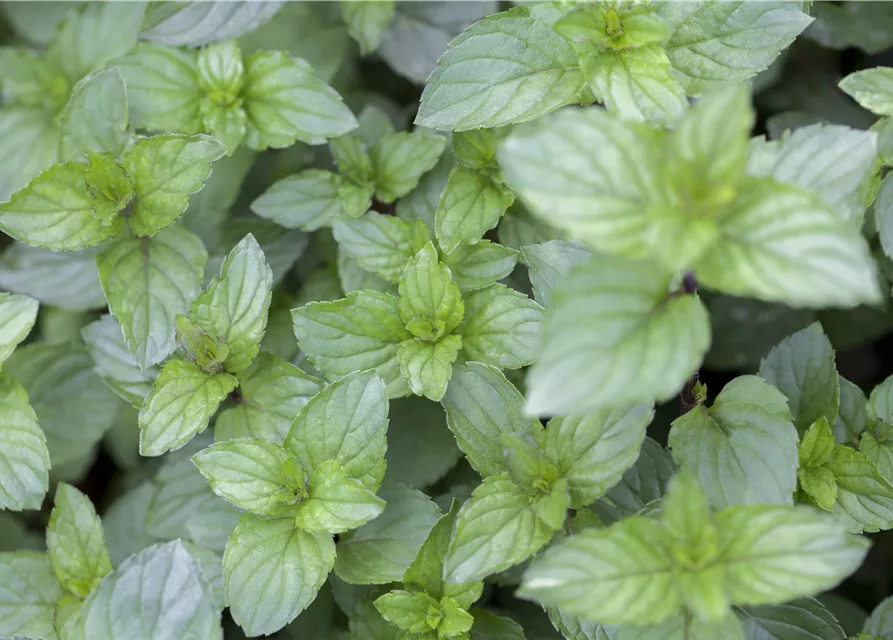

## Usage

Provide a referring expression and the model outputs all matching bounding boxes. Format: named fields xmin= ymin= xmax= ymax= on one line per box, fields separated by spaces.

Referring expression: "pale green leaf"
xmin=57 ymin=67 xmax=130 ymax=162
xmin=0 ymin=551 xmax=64 ymax=640
xmin=196 ymin=40 xmax=244 ymax=97
xmin=546 ymin=404 xmax=654 ymax=509
xmin=292 ymin=290 xmax=410 ymax=397
xmin=840 ymin=67 xmax=893 ymax=116
xmin=201 ymin=101 xmax=247 ymax=155
xmin=122 ymin=133 xmax=225 ymax=237
xmin=138 ymin=359 xmax=238 ymax=457
xmin=457 ymin=284 xmax=543 ymax=369
xmin=735 ymin=597 xmax=847 ymax=640
xmin=0 ymin=373 xmax=48 ymax=512
xmin=828 ymin=446 xmax=893 ymax=534
xmin=97 ymin=226 xmax=207 ymax=369
xmin=618 ymin=614 xmax=743 ymax=640
xmin=875 ymin=174 xmax=893 ymax=262
xmin=694 ymin=178 xmax=881 ymax=308
xmin=77 ymin=541 xmax=221 ymax=640
xmin=0 ymin=243 xmax=106 ymax=311
xmin=242 ymin=50 xmax=357 ymax=150
xmin=453 ymin=129 xmax=500 ymax=172
xmin=370 ymin=131 xmax=446 ymax=203
xmin=0 ymin=109 xmax=57 ymax=204
xmin=547 ymin=607 xmax=615 ymax=640
xmin=441 ymin=241 xmax=519 ymax=293
xmin=865 ymin=594 xmax=893 ymax=638
xmin=337 ymin=250 xmax=398 ymax=297
xmin=342 ymin=1 xmax=395 ymax=55
xmin=759 ymin=323 xmax=839 ymax=433
xmin=46 ymin=483 xmax=111 ymax=598
xmin=373 ymin=590 xmax=437 ymax=635
xmin=657 ymin=1 xmax=813 ymax=94
xmin=526 ymin=253 xmax=710 ymax=416
xmin=285 ymin=370 xmax=389 ymax=492
xmin=0 ymin=293 xmax=38 ymax=369
xmin=669 ymin=375 xmax=798 ymax=509
xmin=441 ymin=361 xmax=544 ymax=478
xmin=294 ymin=459 xmax=386 ymax=534
xmin=396 ymin=147 xmax=452 ymax=230
xmin=333 ymin=212 xmax=421 ymax=283
xmin=191 ymin=233 xmax=273 ymax=374
xmin=205 ymin=218 xmax=306 ymax=287
xmin=397 ymin=335 xmax=463 ymax=402
xmin=141 ymin=1 xmax=282 ymax=47
xmin=82 ymin=315 xmax=158 ymax=407
xmin=214 ymin=351 xmax=323 ymax=444
xmin=435 ymin=166 xmax=514 ymax=253
xmin=398 ymin=243 xmax=464 ymax=342
xmin=521 ymin=240 xmax=591 ymax=308
xmin=102 ymin=484 xmax=157 ymax=567
xmin=193 ymin=438 xmax=307 ymax=516
xmin=834 ymin=376 xmax=868 ymax=445
xmin=251 ymin=170 xmax=343 ymax=231
xmin=862 ymin=422 xmax=893 ymax=483
xmin=416 ymin=10 xmax=585 ymax=131
xmin=335 ymin=484 xmax=440 ymax=585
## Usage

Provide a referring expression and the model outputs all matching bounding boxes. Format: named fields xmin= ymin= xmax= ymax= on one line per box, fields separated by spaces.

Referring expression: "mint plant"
xmin=5 ymin=2 xmax=893 ymax=640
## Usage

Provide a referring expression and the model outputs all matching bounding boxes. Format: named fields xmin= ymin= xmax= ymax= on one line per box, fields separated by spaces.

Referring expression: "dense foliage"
xmin=4 ymin=1 xmax=893 ymax=639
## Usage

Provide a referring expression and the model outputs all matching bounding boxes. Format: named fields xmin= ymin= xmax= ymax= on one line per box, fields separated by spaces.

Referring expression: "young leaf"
xmin=191 ymin=233 xmax=274 ymax=374
xmin=333 ymin=212 xmax=422 ymax=283
xmin=398 ymin=243 xmax=465 ymax=341
xmin=0 ymin=293 xmax=38 ymax=368
xmin=374 ymin=590 xmax=439 ymax=635
xmin=526 ymin=253 xmax=710 ymax=416
xmin=250 ymin=169 xmax=344 ymax=231
xmin=197 ymin=40 xmax=244 ymax=97
xmin=138 ymin=358 xmax=238 ymax=457
xmin=457 ymin=284 xmax=543 ymax=369
xmin=416 ymin=10 xmax=585 ymax=131
xmin=0 ymin=373 xmax=48 ymax=512
xmin=57 ymin=67 xmax=130 ymax=162
xmin=669 ymin=375 xmax=799 ymax=509
xmin=397 ymin=335 xmax=463 ymax=402
xmin=441 ymin=361 xmax=544 ymax=478
xmin=331 ymin=134 xmax=375 ymax=184
xmin=441 ymin=241 xmax=519 ymax=293
xmin=657 ymin=1 xmax=813 ymax=94
xmin=77 ymin=541 xmax=221 ymax=639
xmin=97 ymin=227 xmax=207 ymax=369
xmin=335 ymin=484 xmax=440 ymax=585
xmin=827 ymin=446 xmax=893 ymax=534
xmin=0 ymin=551 xmax=64 ymax=639
xmin=214 ymin=351 xmax=324 ymax=444
xmin=294 ymin=459 xmax=386 ymax=534
xmin=285 ymin=370 xmax=389 ymax=492
xmin=839 ymin=67 xmax=893 ymax=116
xmin=241 ymin=50 xmax=357 ymax=150
xmin=193 ymin=438 xmax=308 ymax=516
xmin=521 ymin=240 xmax=592 ymax=308
xmin=371 ymin=131 xmax=446 ymax=203
xmin=0 ymin=162 xmax=124 ymax=251
xmin=435 ymin=167 xmax=514 ymax=253
xmin=122 ymin=133 xmax=226 ymax=237
xmin=46 ymin=483 xmax=111 ymax=598
xmin=759 ymin=323 xmax=840 ymax=433
xmin=546 ymin=404 xmax=654 ymax=509
xmin=341 ymin=1 xmax=395 ymax=55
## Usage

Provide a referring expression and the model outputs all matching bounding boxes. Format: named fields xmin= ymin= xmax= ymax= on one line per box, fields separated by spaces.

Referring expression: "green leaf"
xmin=502 ymin=432 xmax=559 ymax=494
xmin=82 ymin=315 xmax=158 ymax=407
xmin=619 ymin=615 xmax=744 ymax=640
xmin=141 ymin=1 xmax=282 ymax=47
xmin=398 ymin=335 xmax=463 ymax=402
xmin=521 ymin=240 xmax=591 ymax=308
xmin=397 ymin=148 xmax=452 ymax=230
xmin=191 ymin=233 xmax=273 ymax=374
xmin=335 ymin=484 xmax=440 ymax=585
xmin=657 ymin=1 xmax=813 ymax=94
xmin=526 ymin=253 xmax=710 ymax=416
xmin=114 ymin=42 xmax=204 ymax=134
xmin=827 ymin=446 xmax=893 ymax=534
xmin=0 ymin=373 xmax=48 ymax=512
xmin=97 ymin=226 xmax=207 ymax=369
xmin=193 ymin=438 xmax=308 ymax=516
xmin=869 ymin=375 xmax=893 ymax=424
xmin=200 ymin=99 xmax=247 ymax=156
xmin=736 ymin=597 xmax=847 ymax=640
xmin=370 ymin=131 xmax=446 ymax=203
xmin=546 ymin=607 xmax=614 ymax=640
xmin=0 ymin=293 xmax=38 ymax=369
xmin=398 ymin=243 xmax=465 ymax=342
xmin=175 ymin=314 xmax=229 ymax=373
xmin=865 ymin=594 xmax=893 ymax=638
xmin=138 ymin=358 xmax=238 ymax=457
xmin=292 ymin=290 xmax=410 ymax=397
xmin=251 ymin=170 xmax=344 ymax=231
xmin=338 ymin=251 xmax=398 ymax=297
xmin=102 ymin=484 xmax=157 ymax=567
xmin=444 ymin=474 xmax=559 ymax=584
xmin=453 ymin=129 xmax=500 ymax=173
xmin=0 ymin=108 xmax=57 ymax=204
xmin=861 ymin=420 xmax=893 ymax=480
xmin=331 ymin=134 xmax=375 ymax=184
xmin=0 ymin=243 xmax=106 ymax=312
xmin=800 ymin=418 xmax=837 ymax=471
xmin=341 ymin=1 xmax=395 ymax=55
xmin=519 ymin=516 xmax=676 ymax=626
xmin=214 ymin=351 xmax=324 ymax=444
xmin=546 ymin=404 xmax=654 ymax=509
xmin=46 ymin=483 xmax=111 ymax=598
xmin=0 ymin=551 xmax=64 ymax=640
xmin=582 ymin=45 xmax=687 ymax=125
xmin=224 ymin=513 xmax=335 ymax=636
xmin=416 ymin=10 xmax=585 ymax=131
xmin=285 ymin=370 xmax=389 ymax=492
xmin=242 ymin=50 xmax=357 ymax=150
xmin=441 ymin=241 xmax=518 ymax=293
xmin=0 ymin=161 xmax=124 ymax=251
xmin=294 ymin=459 xmax=386 ymax=534
xmin=834 ymin=376 xmax=868 ymax=445
xmin=435 ymin=166 xmax=514 ymax=253
xmin=441 ymin=361 xmax=544 ymax=478
xmin=457 ymin=284 xmax=543 ymax=370
xmin=57 ymin=67 xmax=130 ymax=162
xmin=333 ymin=213 xmax=423 ymax=283
xmin=759 ymin=323 xmax=840 ymax=433
xmin=197 ymin=40 xmax=244 ymax=96
xmin=122 ymin=133 xmax=225 ymax=237
xmin=669 ymin=375 xmax=799 ymax=509
xmin=694 ymin=178 xmax=881 ymax=309
xmin=84 ymin=152 xmax=134 ymax=227
xmin=77 ymin=541 xmax=221 ymax=639
xmin=840 ymin=67 xmax=893 ymax=116
xmin=373 ymin=590 xmax=438 ymax=635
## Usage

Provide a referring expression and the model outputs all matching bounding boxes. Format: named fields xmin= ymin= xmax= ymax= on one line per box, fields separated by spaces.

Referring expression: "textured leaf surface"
xmin=0 ymin=374 xmax=48 ymax=512
xmin=0 ymin=551 xmax=64 ymax=640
